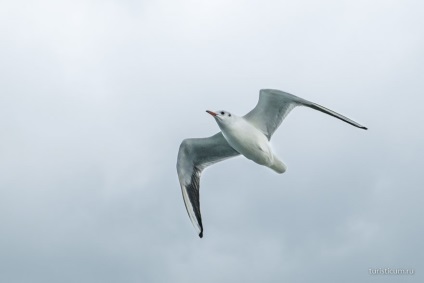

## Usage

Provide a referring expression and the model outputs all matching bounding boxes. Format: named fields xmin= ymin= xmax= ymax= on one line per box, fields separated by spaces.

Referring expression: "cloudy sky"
xmin=1 ymin=0 xmax=423 ymax=282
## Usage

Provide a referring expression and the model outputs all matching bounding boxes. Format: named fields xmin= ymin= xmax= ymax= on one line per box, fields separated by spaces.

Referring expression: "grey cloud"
xmin=0 ymin=0 xmax=423 ymax=282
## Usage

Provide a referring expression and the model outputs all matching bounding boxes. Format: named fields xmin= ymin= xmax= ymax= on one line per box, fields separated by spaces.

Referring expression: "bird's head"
xmin=206 ymin=110 xmax=235 ymax=126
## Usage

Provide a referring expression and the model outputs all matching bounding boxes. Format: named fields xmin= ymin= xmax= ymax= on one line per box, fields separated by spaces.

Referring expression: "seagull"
xmin=177 ymin=89 xmax=367 ymax=238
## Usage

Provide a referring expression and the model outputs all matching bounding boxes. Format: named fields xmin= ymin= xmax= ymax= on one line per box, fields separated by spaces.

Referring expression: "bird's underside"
xmin=176 ymin=89 xmax=367 ymax=238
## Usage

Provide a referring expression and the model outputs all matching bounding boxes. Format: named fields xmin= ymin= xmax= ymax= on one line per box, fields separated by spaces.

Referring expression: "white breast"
xmin=218 ymin=117 xmax=274 ymax=166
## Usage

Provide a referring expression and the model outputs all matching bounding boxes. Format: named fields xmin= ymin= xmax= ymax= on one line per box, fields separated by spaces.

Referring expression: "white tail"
xmin=269 ymin=156 xmax=287 ymax=174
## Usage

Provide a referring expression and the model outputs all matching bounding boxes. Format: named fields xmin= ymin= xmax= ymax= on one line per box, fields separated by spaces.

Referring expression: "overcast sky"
xmin=1 ymin=0 xmax=423 ymax=282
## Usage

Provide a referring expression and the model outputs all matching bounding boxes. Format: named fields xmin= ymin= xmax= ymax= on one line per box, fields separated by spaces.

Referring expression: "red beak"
xmin=206 ymin=110 xmax=217 ymax=117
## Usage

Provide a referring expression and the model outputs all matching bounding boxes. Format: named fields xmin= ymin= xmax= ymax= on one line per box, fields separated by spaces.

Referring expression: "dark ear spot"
xmin=229 ymin=113 xmax=231 ymax=117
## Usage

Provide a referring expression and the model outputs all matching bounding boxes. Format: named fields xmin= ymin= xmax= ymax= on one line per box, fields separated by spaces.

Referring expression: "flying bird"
xmin=177 ymin=89 xmax=367 ymax=238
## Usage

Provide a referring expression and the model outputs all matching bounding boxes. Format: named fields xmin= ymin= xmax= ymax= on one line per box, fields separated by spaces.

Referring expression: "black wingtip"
xmin=361 ymin=126 xmax=368 ymax=130
xmin=199 ymin=231 xmax=203 ymax=238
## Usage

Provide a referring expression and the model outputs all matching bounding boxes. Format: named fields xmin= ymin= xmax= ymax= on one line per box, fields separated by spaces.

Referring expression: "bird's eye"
xmin=229 ymin=113 xmax=231 ymax=117
xmin=221 ymin=111 xmax=224 ymax=115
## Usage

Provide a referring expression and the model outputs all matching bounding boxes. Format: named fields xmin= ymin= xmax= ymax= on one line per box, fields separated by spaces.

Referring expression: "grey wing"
xmin=244 ymin=89 xmax=367 ymax=140
xmin=177 ymin=133 xmax=239 ymax=238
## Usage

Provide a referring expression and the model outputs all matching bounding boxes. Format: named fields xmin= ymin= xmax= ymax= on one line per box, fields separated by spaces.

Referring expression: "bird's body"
xmin=177 ymin=89 xmax=367 ymax=238
xmin=216 ymin=113 xmax=285 ymax=173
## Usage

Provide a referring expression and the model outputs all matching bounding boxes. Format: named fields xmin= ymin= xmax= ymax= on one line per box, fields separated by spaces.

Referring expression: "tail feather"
xmin=269 ymin=156 xmax=286 ymax=174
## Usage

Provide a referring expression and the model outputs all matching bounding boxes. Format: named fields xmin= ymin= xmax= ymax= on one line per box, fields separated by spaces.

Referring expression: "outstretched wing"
xmin=177 ymin=133 xmax=239 ymax=238
xmin=244 ymin=89 xmax=367 ymax=140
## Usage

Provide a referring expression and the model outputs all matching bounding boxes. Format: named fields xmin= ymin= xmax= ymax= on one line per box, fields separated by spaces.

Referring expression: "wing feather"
xmin=244 ymin=89 xmax=367 ymax=140
xmin=177 ymin=133 xmax=239 ymax=238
